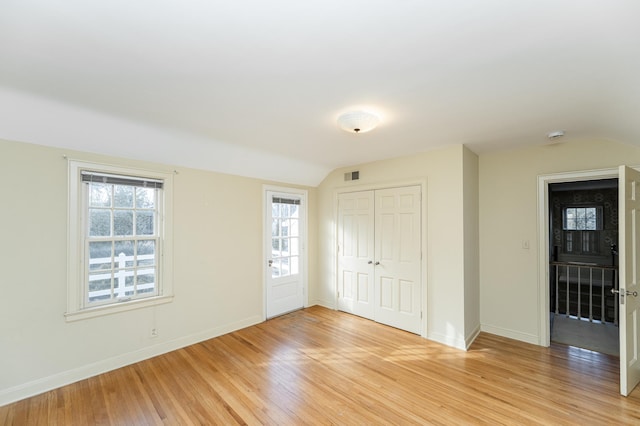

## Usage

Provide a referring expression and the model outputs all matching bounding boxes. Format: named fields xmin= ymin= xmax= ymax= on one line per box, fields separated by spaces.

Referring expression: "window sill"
xmin=64 ymin=295 xmax=173 ymax=322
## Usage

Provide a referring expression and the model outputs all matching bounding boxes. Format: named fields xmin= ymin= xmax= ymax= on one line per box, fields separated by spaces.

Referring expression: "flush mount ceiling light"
xmin=547 ymin=130 xmax=565 ymax=140
xmin=337 ymin=111 xmax=380 ymax=133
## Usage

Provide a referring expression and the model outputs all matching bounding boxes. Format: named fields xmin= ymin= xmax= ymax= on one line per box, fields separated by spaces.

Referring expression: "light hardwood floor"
xmin=2 ymin=306 xmax=640 ymax=425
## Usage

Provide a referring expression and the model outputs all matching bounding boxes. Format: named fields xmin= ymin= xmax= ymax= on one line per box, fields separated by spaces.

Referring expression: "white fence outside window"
xmin=88 ymin=252 xmax=155 ymax=300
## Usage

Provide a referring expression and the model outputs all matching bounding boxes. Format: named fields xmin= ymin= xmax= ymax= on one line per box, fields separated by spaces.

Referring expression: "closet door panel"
xmin=374 ymin=186 xmax=422 ymax=334
xmin=337 ymin=191 xmax=375 ymax=320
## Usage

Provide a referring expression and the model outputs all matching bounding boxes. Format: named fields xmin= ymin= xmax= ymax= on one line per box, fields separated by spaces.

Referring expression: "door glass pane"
xmin=290 ymin=237 xmax=299 ymax=256
xmin=290 ymin=256 xmax=299 ymax=275
xmin=268 ymin=195 xmax=303 ymax=281
xmin=289 ymin=219 xmax=299 ymax=237
xmin=280 ymin=257 xmax=290 ymax=277
xmin=271 ymin=238 xmax=281 ymax=257
xmin=271 ymin=259 xmax=281 ymax=278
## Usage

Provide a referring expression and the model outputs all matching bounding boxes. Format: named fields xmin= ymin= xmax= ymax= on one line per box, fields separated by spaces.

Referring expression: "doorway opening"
xmin=548 ymin=178 xmax=619 ymax=356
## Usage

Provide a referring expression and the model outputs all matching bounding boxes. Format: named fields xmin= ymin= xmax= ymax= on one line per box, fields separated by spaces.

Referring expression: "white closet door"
xmin=337 ymin=191 xmax=375 ymax=320
xmin=374 ymin=186 xmax=422 ymax=334
xmin=337 ymin=186 xmax=422 ymax=334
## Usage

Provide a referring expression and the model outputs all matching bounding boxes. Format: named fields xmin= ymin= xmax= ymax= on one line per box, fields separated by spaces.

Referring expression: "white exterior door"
xmin=374 ymin=186 xmax=422 ymax=334
xmin=337 ymin=186 xmax=422 ymax=334
xmin=337 ymin=191 xmax=375 ymax=320
xmin=265 ymin=190 xmax=305 ymax=319
xmin=618 ymin=166 xmax=640 ymax=396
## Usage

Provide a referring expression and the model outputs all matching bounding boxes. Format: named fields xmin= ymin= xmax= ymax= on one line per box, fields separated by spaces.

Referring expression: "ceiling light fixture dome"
xmin=337 ymin=111 xmax=380 ymax=133
xmin=547 ymin=130 xmax=565 ymax=140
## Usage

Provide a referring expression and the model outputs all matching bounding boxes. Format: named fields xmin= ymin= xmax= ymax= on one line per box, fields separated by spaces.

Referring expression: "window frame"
xmin=562 ymin=205 xmax=603 ymax=231
xmin=66 ymin=160 xmax=174 ymax=321
xmin=561 ymin=204 xmax=604 ymax=255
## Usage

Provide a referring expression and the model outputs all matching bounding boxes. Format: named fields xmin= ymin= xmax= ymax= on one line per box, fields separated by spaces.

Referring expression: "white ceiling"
xmin=1 ymin=1 xmax=639 ymax=185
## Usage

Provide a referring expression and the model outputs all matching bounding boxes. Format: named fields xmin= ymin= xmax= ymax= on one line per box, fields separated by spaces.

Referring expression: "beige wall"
xmin=479 ymin=138 xmax=640 ymax=343
xmin=0 ymin=138 xmax=316 ymax=405
xmin=316 ymin=145 xmax=480 ymax=349
xmin=11 ymin=133 xmax=631 ymax=404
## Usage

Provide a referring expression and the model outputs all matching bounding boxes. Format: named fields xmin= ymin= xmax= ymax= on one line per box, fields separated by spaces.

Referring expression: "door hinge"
xmin=420 ymin=311 xmax=423 ymax=319
xmin=337 ymin=291 xmax=340 ymax=298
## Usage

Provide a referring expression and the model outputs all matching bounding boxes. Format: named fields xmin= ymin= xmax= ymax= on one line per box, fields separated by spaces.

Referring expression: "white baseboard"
xmin=480 ymin=323 xmax=539 ymax=345
xmin=427 ymin=331 xmax=467 ymax=350
xmin=0 ymin=314 xmax=263 ymax=407
xmin=308 ymin=299 xmax=336 ymax=310
xmin=465 ymin=324 xmax=482 ymax=350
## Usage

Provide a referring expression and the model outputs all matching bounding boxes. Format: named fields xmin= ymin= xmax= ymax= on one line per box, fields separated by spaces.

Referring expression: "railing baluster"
xmin=614 ymin=269 xmax=618 ymax=327
xmin=566 ymin=265 xmax=570 ymax=318
xmin=601 ymin=269 xmax=605 ymax=323
xmin=549 ymin=261 xmax=618 ymax=327
xmin=589 ymin=267 xmax=593 ymax=322
xmin=555 ymin=265 xmax=559 ymax=316
xmin=577 ymin=267 xmax=581 ymax=319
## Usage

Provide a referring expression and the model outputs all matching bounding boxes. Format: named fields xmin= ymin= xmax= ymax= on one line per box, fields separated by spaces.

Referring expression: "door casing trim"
xmin=537 ymin=168 xmax=619 ymax=346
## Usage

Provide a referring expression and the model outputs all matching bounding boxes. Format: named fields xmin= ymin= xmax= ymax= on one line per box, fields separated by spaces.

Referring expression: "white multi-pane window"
xmin=562 ymin=205 xmax=603 ymax=254
xmin=270 ymin=197 xmax=300 ymax=278
xmin=67 ymin=161 xmax=173 ymax=321
xmin=84 ymin=171 xmax=161 ymax=305
xmin=563 ymin=207 xmax=601 ymax=230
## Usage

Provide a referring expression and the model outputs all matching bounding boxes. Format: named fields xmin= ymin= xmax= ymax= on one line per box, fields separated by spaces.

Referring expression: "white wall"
xmin=479 ymin=138 xmax=640 ymax=343
xmin=316 ymin=145 xmax=480 ymax=349
xmin=0 ymin=138 xmax=316 ymax=405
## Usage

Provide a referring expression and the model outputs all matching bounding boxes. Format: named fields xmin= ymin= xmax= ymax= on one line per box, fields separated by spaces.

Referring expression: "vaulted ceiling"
xmin=1 ymin=1 xmax=639 ymax=185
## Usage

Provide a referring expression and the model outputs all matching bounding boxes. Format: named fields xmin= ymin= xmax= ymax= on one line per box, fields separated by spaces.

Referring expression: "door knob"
xmin=367 ymin=261 xmax=373 ymax=264
xmin=268 ymin=259 xmax=273 ymax=267
xmin=374 ymin=261 xmax=380 ymax=266
xmin=611 ymin=288 xmax=638 ymax=297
